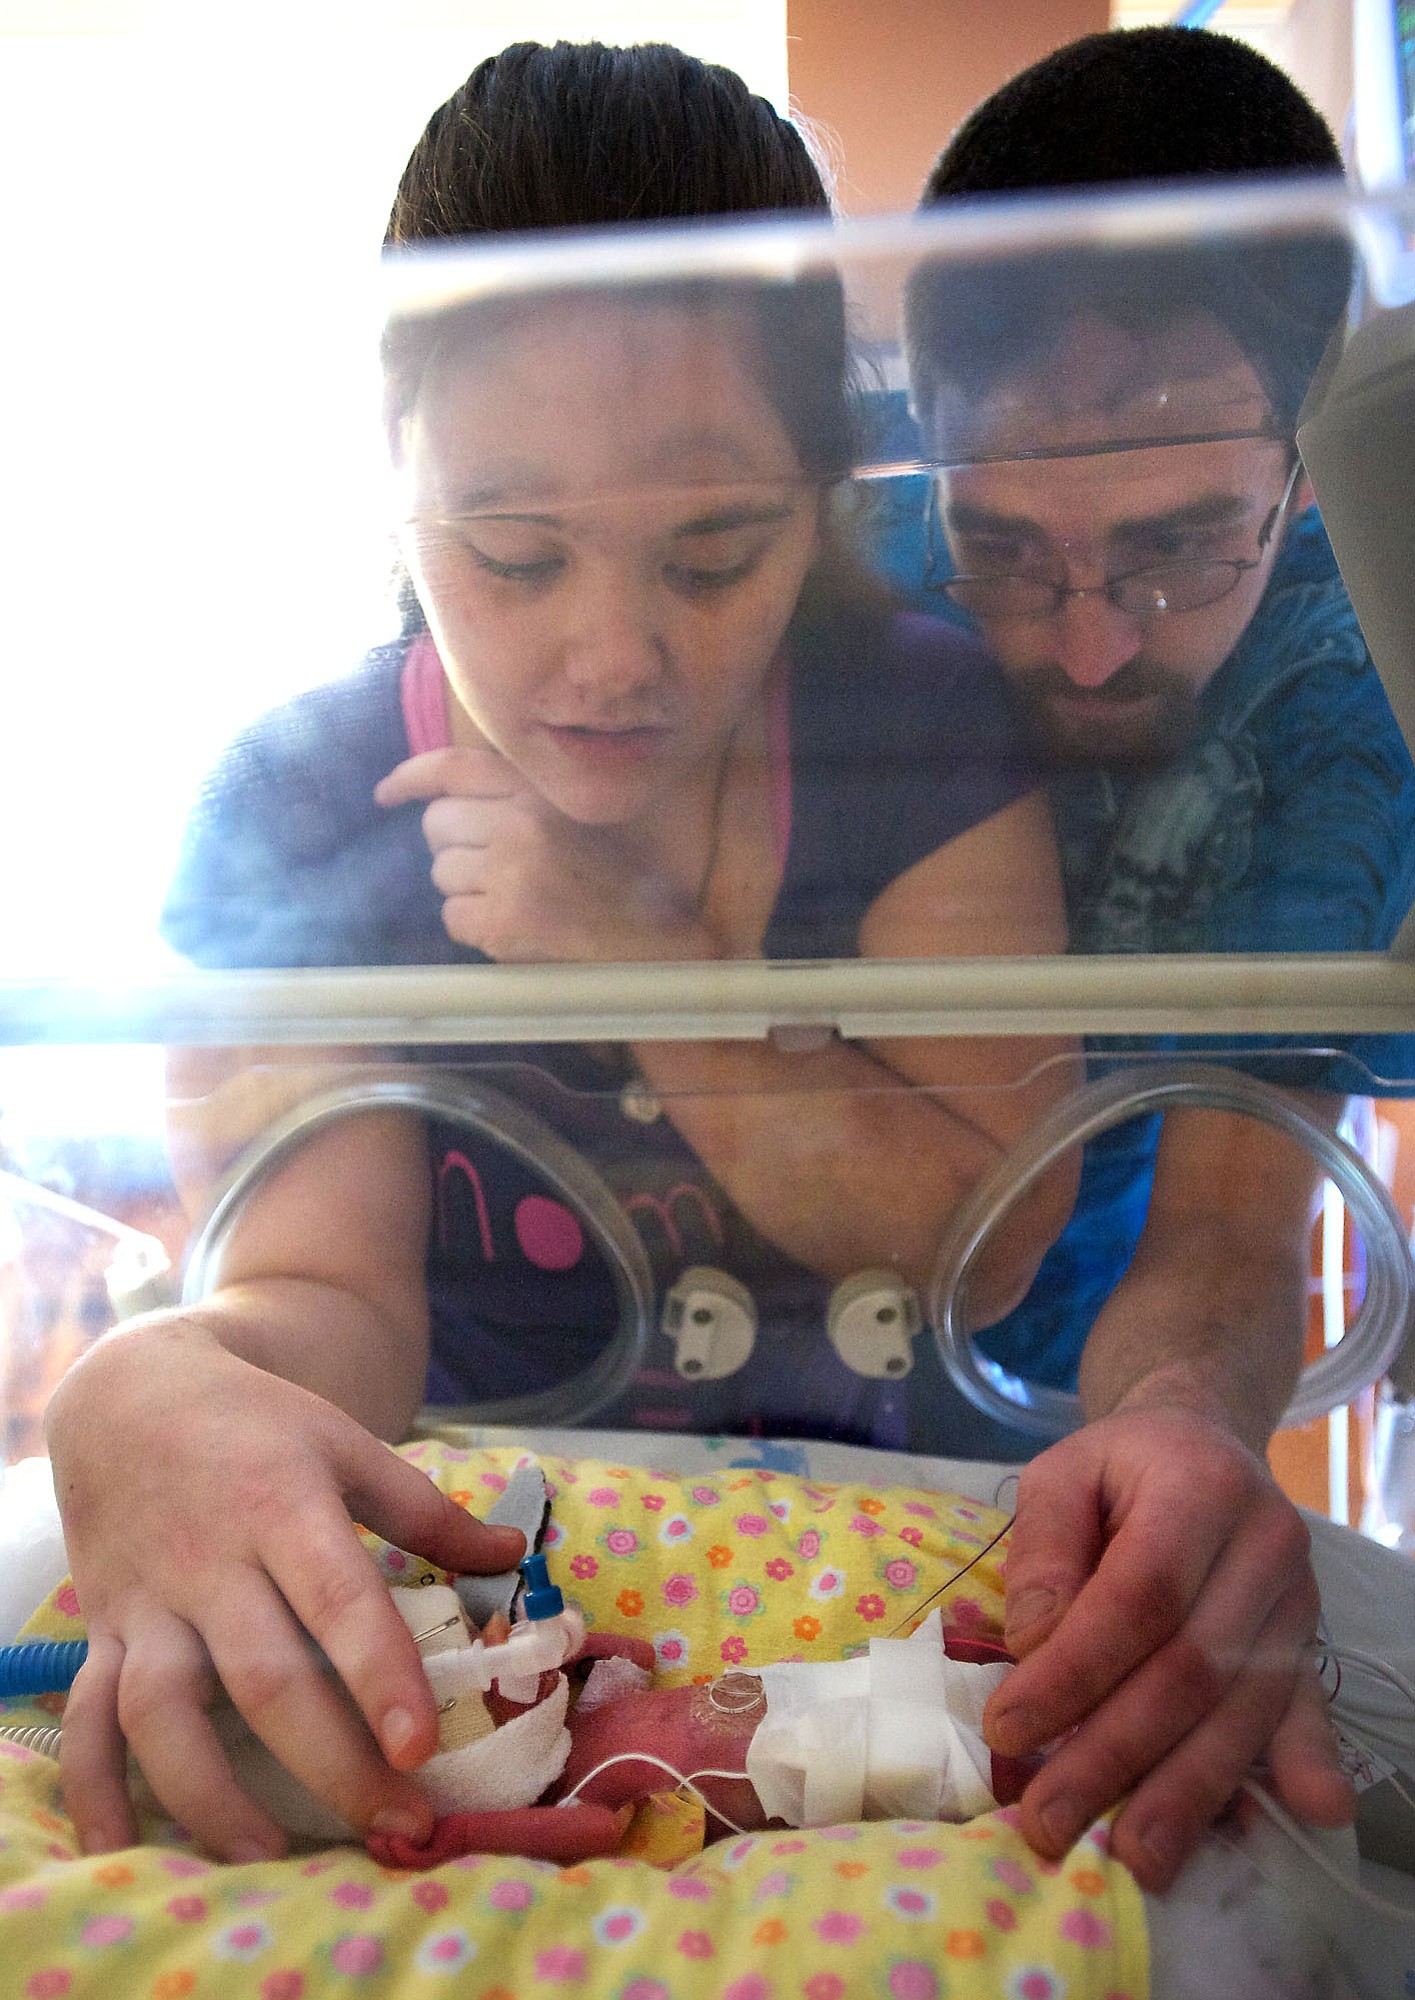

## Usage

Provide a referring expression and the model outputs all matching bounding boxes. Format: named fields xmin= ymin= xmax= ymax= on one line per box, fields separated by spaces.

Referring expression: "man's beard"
xmin=1007 ymin=660 xmax=1202 ymax=770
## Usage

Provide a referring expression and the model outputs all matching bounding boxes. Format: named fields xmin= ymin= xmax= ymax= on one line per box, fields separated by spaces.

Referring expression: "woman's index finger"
xmin=374 ymin=745 xmax=517 ymax=808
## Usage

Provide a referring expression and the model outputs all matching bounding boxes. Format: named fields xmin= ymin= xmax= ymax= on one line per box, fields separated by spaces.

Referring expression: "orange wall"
xmin=786 ymin=0 xmax=1109 ymax=215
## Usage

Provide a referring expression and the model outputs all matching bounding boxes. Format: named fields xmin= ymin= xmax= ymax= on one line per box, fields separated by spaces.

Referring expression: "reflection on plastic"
xmin=932 ymin=1063 xmax=1415 ymax=1437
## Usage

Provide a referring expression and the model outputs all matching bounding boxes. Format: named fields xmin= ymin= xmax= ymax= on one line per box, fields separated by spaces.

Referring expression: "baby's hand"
xmin=376 ymin=746 xmax=714 ymax=962
xmin=45 ymin=1317 xmax=525 ymax=1861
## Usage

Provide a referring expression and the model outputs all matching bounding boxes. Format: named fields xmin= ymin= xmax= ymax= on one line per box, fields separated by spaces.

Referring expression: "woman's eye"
xmin=463 ymin=540 xmax=565 ymax=585
xmin=663 ymin=553 xmax=761 ymax=596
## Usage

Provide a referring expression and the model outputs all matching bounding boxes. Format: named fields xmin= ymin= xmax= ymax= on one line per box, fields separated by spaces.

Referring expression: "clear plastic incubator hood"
xmin=5 ymin=176 xmax=1415 ymax=1470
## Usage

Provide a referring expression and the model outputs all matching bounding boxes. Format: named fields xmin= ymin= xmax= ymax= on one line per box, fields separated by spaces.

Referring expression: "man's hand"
xmin=47 ymin=1317 xmax=526 ymax=1862
xmin=375 ymin=745 xmax=713 ymax=962
xmin=983 ymin=1406 xmax=1354 ymax=1891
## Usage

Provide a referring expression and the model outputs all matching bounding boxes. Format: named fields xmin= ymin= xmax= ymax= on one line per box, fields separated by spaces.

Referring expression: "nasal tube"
xmin=465 ymin=1553 xmax=585 ymax=1704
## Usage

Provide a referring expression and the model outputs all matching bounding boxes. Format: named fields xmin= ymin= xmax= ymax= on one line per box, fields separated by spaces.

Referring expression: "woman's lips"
xmin=538 ymin=721 xmax=670 ymax=762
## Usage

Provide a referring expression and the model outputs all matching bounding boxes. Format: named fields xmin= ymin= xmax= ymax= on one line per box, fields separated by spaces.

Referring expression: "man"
xmin=898 ymin=27 xmax=1415 ymax=1894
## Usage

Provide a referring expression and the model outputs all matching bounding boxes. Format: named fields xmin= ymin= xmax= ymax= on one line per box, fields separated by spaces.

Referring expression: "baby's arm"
xmin=46 ymin=1095 xmax=524 ymax=1862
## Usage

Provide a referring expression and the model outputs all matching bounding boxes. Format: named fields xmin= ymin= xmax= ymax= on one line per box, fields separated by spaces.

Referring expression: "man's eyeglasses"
xmin=928 ymin=455 xmax=1303 ymax=622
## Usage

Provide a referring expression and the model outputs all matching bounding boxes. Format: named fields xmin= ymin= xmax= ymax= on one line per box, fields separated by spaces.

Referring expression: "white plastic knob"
xmin=661 ymin=1266 xmax=757 ymax=1380
xmin=827 ymin=1271 xmax=922 ymax=1379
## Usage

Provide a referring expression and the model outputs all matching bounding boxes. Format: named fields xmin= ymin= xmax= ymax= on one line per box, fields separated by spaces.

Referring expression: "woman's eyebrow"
xmin=450 ymin=506 xmax=563 ymax=525
xmin=672 ymin=501 xmax=797 ymax=536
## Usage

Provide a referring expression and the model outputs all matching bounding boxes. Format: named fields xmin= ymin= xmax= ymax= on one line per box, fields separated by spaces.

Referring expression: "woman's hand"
xmin=45 ymin=1315 xmax=526 ymax=1862
xmin=376 ymin=745 xmax=715 ymax=962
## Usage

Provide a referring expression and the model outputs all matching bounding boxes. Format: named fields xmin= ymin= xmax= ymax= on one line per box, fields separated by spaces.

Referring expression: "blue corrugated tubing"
xmin=0 ymin=1640 xmax=88 ymax=1696
xmin=1173 ymin=1 xmax=1227 ymax=26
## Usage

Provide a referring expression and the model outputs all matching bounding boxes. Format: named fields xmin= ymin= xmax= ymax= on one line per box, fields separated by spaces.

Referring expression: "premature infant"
xmin=204 ymin=1581 xmax=1349 ymax=2000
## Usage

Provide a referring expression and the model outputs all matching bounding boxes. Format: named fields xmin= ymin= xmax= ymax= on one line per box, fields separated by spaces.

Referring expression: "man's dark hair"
xmin=906 ymin=27 xmax=1351 ymax=447
xmin=923 ymin=24 xmax=1341 ymax=198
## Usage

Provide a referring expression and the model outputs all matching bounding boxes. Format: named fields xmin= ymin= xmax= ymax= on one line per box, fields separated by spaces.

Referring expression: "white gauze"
xmin=746 ymin=1610 xmax=1011 ymax=1827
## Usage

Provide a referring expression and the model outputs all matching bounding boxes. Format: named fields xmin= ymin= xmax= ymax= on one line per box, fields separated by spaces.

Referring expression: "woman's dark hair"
xmin=906 ymin=27 xmax=1352 ymax=449
xmin=383 ymin=41 xmax=865 ymax=630
xmin=386 ymin=40 xmax=830 ymax=243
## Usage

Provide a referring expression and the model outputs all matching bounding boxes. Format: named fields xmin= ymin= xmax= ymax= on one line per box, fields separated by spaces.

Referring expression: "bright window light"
xmin=0 ymin=4 xmax=787 ymax=975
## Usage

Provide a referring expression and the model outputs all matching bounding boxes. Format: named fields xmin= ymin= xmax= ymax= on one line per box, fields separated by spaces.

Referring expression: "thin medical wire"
xmin=1322 ymin=1643 xmax=1415 ymax=1820
xmin=557 ymin=1752 xmax=757 ymax=1836
xmin=884 ymin=1513 xmax=1016 ymax=1640
xmin=1239 ymin=1778 xmax=1415 ymax=1926
xmin=1325 ymin=1643 xmax=1415 ymax=1716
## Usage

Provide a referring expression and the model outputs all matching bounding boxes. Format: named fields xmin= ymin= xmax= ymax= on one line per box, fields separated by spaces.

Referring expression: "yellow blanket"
xmin=0 ymin=1440 xmax=1148 ymax=1999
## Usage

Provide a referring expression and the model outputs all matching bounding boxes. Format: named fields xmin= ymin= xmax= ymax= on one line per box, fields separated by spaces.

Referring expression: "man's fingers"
xmin=375 ymin=748 xmax=517 ymax=809
xmin=1014 ymin=1559 xmax=1314 ymax=1883
xmin=998 ymin=1454 xmax=1105 ymax=1656
xmin=1105 ymin=1595 xmax=1334 ymax=1892
xmin=990 ymin=1521 xmax=1220 ymax=1754
xmin=59 ymin=1635 xmax=139 ymax=1856
xmin=990 ymin=1468 xmax=1300 ymax=1754
xmin=1263 ymin=1662 xmax=1357 ymax=1829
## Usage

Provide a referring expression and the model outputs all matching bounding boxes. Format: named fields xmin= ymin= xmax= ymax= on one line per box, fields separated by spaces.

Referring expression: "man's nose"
xmin=1046 ymin=588 xmax=1146 ymax=688
xmin=562 ymin=573 xmax=665 ymax=697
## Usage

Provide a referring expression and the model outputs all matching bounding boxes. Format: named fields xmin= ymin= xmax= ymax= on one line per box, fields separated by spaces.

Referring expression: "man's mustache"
xmin=1013 ymin=662 xmax=1175 ymax=705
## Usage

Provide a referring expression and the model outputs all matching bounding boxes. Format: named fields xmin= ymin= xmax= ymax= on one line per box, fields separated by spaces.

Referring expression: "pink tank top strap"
xmin=768 ymin=656 xmax=793 ymax=870
xmin=400 ymin=630 xmax=451 ymax=755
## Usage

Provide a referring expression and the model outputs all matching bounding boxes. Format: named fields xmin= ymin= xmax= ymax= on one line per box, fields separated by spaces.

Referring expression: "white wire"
xmin=1326 ymin=1643 xmax=1415 ymax=1716
xmin=1319 ymin=1641 xmax=1415 ymax=1847
xmin=1240 ymin=1779 xmax=1415 ymax=1926
xmin=556 ymin=1752 xmax=758 ymax=1836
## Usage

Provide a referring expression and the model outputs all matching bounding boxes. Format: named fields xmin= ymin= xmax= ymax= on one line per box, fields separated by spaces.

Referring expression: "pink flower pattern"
xmin=3 ymin=1446 xmax=1118 ymax=2000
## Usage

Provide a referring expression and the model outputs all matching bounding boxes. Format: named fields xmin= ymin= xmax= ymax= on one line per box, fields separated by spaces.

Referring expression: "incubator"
xmin=7 ymin=180 xmax=1415 ymax=1994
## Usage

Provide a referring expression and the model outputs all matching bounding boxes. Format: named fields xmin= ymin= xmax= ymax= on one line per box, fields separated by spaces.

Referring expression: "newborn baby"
xmin=208 ymin=1583 xmax=1348 ymax=2000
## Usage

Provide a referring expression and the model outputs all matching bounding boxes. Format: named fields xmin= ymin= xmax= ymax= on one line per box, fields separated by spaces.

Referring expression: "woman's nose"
xmin=1046 ymin=588 xmax=1146 ymax=688
xmin=561 ymin=574 xmax=665 ymax=698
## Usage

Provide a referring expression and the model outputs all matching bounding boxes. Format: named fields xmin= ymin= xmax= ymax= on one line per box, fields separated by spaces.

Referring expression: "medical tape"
xmin=745 ymin=1610 xmax=1010 ymax=1828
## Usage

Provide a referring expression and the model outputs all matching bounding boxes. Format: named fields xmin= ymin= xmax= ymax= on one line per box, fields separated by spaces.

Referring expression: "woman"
xmin=48 ymin=41 xmax=1073 ymax=1865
